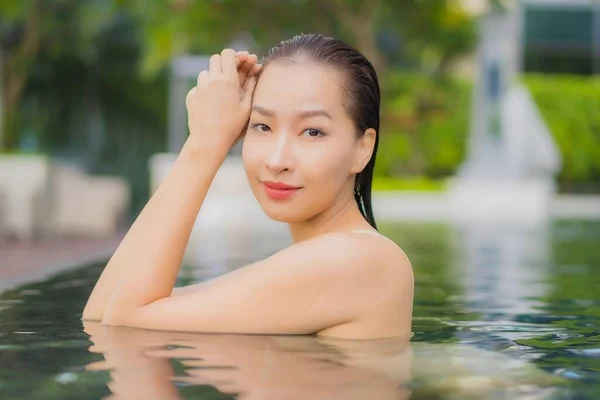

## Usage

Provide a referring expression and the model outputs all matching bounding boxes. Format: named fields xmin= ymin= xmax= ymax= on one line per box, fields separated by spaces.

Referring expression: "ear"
xmin=350 ymin=128 xmax=376 ymax=174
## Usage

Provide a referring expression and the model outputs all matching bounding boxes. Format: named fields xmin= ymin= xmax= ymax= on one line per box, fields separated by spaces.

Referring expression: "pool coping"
xmin=0 ymin=232 xmax=125 ymax=293
xmin=372 ymin=192 xmax=600 ymax=222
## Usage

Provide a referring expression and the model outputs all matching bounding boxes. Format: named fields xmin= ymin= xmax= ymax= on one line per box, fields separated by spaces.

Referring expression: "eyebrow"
xmin=251 ymin=106 xmax=333 ymax=120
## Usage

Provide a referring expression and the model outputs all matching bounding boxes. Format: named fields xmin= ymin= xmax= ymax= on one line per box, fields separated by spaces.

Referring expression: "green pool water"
xmin=0 ymin=219 xmax=599 ymax=399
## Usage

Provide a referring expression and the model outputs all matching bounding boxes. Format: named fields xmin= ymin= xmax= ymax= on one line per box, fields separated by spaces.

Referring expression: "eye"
xmin=301 ymin=128 xmax=325 ymax=138
xmin=249 ymin=123 xmax=271 ymax=133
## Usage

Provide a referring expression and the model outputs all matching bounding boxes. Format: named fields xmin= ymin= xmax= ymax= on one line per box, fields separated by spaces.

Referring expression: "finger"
xmin=235 ymin=52 xmax=249 ymax=69
xmin=249 ymin=63 xmax=262 ymax=77
xmin=244 ymin=54 xmax=257 ymax=72
xmin=209 ymin=54 xmax=222 ymax=77
xmin=185 ymin=87 xmax=196 ymax=108
xmin=237 ymin=60 xmax=252 ymax=87
xmin=245 ymin=54 xmax=257 ymax=68
xmin=243 ymin=54 xmax=257 ymax=75
xmin=243 ymin=63 xmax=261 ymax=85
xmin=221 ymin=48 xmax=237 ymax=79
xmin=242 ymin=76 xmax=257 ymax=108
xmin=236 ymin=50 xmax=249 ymax=62
xmin=238 ymin=54 xmax=257 ymax=86
xmin=235 ymin=53 xmax=249 ymax=73
xmin=196 ymin=70 xmax=208 ymax=86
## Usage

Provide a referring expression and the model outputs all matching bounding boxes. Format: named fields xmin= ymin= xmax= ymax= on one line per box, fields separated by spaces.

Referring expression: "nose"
xmin=265 ymin=132 xmax=294 ymax=174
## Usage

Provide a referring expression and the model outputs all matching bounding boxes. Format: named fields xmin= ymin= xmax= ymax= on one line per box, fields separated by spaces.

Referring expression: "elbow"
xmin=101 ymin=307 xmax=137 ymax=327
xmin=81 ymin=305 xmax=103 ymax=322
xmin=101 ymin=310 xmax=124 ymax=326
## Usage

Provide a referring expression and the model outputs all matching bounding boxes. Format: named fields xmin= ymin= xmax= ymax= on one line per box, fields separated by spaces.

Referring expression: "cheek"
xmin=241 ymin=136 xmax=260 ymax=176
xmin=302 ymin=141 xmax=354 ymax=186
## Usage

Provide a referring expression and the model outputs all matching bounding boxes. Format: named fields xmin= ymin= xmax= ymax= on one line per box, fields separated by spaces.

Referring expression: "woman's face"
xmin=242 ymin=61 xmax=372 ymax=223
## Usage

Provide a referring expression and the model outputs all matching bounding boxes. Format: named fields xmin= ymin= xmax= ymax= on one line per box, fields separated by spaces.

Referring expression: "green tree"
xmin=0 ymin=0 xmax=114 ymax=150
xmin=386 ymin=0 xmax=477 ymax=75
xmin=117 ymin=0 xmax=476 ymax=77
xmin=0 ymin=0 xmax=477 ymax=150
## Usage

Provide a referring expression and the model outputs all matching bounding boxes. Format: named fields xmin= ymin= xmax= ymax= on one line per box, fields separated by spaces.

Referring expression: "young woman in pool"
xmin=82 ymin=34 xmax=414 ymax=339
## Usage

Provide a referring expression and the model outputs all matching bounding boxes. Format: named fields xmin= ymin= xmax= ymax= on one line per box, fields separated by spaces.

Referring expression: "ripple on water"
xmin=554 ymin=368 xmax=600 ymax=383
xmin=568 ymin=348 xmax=600 ymax=358
xmin=0 ymin=344 xmax=27 ymax=351
xmin=448 ymin=320 xmax=565 ymax=334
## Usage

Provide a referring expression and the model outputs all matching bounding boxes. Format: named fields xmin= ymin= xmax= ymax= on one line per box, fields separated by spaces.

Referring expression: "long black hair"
xmin=258 ymin=33 xmax=380 ymax=230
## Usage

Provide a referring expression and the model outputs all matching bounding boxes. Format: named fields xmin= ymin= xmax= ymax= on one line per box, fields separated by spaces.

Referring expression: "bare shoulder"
xmin=301 ymin=231 xmax=414 ymax=338
xmin=316 ymin=230 xmax=412 ymax=273
xmin=341 ymin=230 xmax=413 ymax=295
xmin=279 ymin=230 xmax=411 ymax=273
xmin=281 ymin=230 xmax=414 ymax=301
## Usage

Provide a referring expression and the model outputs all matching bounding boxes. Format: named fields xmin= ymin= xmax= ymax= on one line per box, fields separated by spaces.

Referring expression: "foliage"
xmin=376 ymin=71 xmax=472 ymax=179
xmin=115 ymin=0 xmax=477 ymax=77
xmin=1 ymin=3 xmax=168 ymax=215
xmin=376 ymin=72 xmax=600 ymax=194
xmin=522 ymin=74 xmax=600 ymax=193
xmin=382 ymin=0 xmax=478 ymax=74
xmin=372 ymin=176 xmax=448 ymax=192
xmin=0 ymin=0 xmax=117 ymax=150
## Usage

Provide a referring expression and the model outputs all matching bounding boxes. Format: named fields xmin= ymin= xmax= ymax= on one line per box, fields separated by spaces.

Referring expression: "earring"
xmin=355 ymin=182 xmax=367 ymax=216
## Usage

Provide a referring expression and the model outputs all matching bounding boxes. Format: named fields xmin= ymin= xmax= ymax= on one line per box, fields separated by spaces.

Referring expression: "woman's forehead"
xmin=253 ymin=63 xmax=345 ymax=115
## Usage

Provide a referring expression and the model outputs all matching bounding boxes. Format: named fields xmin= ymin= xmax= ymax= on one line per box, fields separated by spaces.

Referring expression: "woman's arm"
xmin=81 ymin=138 xmax=224 ymax=321
xmin=98 ymin=230 xmax=411 ymax=335
xmin=81 ymin=138 xmax=226 ymax=321
xmin=82 ymin=50 xmax=259 ymax=321
xmin=84 ymin=274 xmax=209 ymax=321
xmin=94 ymin=48 xmax=257 ymax=325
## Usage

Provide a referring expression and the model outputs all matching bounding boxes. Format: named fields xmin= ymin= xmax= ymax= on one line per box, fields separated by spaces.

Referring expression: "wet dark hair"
xmin=258 ymin=33 xmax=380 ymax=230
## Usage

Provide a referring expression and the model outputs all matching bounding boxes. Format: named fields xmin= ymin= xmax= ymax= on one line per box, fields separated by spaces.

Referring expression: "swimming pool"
xmin=1 ymin=219 xmax=598 ymax=399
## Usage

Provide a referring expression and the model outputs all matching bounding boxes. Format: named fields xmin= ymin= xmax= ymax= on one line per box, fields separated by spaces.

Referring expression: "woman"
xmin=82 ymin=34 xmax=414 ymax=339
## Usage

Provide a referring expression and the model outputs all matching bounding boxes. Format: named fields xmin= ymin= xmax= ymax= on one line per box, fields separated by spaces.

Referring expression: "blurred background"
xmin=1 ymin=2 xmax=600 ymax=398
xmin=0 ymin=0 xmax=598 ymax=272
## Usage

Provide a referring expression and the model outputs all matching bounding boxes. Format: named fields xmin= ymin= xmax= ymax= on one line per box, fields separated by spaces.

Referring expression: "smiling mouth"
xmin=262 ymin=182 xmax=301 ymax=200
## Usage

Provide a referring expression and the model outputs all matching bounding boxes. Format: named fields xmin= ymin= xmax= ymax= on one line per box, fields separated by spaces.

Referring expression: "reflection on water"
xmin=84 ymin=322 xmax=412 ymax=400
xmin=453 ymin=221 xmax=553 ymax=317
xmin=0 ymin=219 xmax=599 ymax=399
xmin=81 ymin=322 xmax=566 ymax=400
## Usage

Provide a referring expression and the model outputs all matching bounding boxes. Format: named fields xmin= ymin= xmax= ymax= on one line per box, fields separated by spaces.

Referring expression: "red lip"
xmin=263 ymin=181 xmax=301 ymax=190
xmin=262 ymin=181 xmax=301 ymax=200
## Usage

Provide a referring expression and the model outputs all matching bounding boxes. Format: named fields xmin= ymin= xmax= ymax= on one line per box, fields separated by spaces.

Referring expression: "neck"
xmin=287 ymin=190 xmax=373 ymax=243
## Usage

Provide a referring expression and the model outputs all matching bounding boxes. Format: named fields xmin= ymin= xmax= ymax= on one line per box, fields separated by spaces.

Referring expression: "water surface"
xmin=1 ymin=219 xmax=599 ymax=399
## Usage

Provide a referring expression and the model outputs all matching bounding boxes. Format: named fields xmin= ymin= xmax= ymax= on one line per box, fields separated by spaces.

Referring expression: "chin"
xmin=260 ymin=204 xmax=310 ymax=223
xmin=255 ymin=195 xmax=323 ymax=223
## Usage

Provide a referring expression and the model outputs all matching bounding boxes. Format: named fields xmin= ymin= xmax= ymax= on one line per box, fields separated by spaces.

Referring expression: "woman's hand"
xmin=186 ymin=48 xmax=260 ymax=152
xmin=235 ymin=50 xmax=262 ymax=89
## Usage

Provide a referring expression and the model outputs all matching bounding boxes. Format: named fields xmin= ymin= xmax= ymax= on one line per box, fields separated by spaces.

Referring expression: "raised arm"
xmin=82 ymin=136 xmax=226 ymax=321
xmin=82 ymin=49 xmax=259 ymax=321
